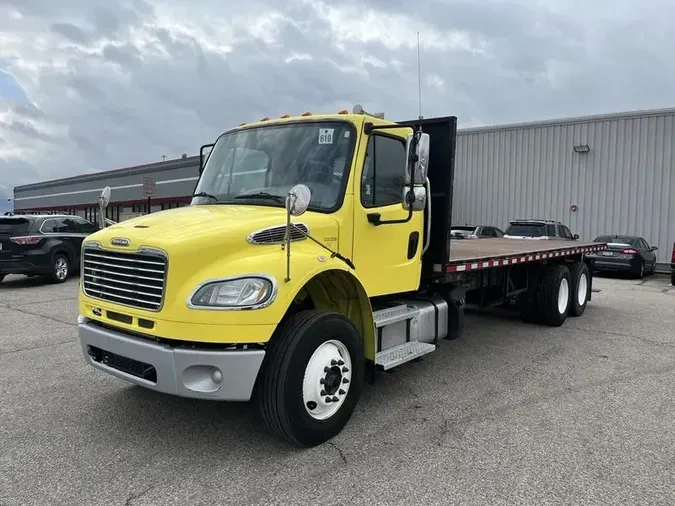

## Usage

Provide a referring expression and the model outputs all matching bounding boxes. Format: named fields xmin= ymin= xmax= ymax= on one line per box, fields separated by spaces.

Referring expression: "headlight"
xmin=188 ymin=276 xmax=276 ymax=309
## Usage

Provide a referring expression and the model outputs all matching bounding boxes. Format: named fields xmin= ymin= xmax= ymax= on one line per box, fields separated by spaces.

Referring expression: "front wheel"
xmin=257 ymin=310 xmax=364 ymax=447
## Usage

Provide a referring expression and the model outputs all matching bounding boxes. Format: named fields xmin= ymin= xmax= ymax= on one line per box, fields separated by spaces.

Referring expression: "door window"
xmin=361 ymin=134 xmax=406 ymax=208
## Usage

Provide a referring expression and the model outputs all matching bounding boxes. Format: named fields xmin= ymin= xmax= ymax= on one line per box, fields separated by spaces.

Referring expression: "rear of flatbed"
xmin=443 ymin=238 xmax=606 ymax=272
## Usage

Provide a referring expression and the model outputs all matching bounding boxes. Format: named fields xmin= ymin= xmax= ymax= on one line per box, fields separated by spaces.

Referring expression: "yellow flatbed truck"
xmin=77 ymin=108 xmax=607 ymax=447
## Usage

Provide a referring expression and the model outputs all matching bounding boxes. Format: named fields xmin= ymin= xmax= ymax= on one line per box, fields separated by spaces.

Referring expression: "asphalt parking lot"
xmin=1 ymin=273 xmax=674 ymax=506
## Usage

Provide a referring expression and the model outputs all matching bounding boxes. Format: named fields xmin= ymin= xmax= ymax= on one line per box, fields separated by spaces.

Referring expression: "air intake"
xmin=247 ymin=223 xmax=309 ymax=245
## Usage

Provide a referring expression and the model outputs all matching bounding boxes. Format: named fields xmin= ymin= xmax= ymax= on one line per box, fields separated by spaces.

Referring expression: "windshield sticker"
xmin=318 ymin=128 xmax=334 ymax=145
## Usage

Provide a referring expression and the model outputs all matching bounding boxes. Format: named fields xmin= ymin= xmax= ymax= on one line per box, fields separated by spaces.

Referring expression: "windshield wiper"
xmin=234 ymin=192 xmax=285 ymax=204
xmin=192 ymin=191 xmax=220 ymax=202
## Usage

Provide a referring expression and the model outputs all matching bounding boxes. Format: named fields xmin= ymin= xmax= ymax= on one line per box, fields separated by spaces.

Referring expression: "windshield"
xmin=193 ymin=121 xmax=356 ymax=212
xmin=505 ymin=223 xmax=547 ymax=236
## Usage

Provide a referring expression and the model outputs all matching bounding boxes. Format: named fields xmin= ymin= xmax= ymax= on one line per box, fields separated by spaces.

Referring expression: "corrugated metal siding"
xmin=453 ymin=112 xmax=675 ymax=265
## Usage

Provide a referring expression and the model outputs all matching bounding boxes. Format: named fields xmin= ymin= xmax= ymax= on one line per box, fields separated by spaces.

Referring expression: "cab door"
xmin=351 ymin=130 xmax=423 ymax=296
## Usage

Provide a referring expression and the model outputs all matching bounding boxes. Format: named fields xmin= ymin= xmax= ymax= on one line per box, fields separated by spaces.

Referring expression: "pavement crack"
xmin=436 ymin=419 xmax=449 ymax=446
xmin=3 ymin=302 xmax=76 ymax=327
xmin=0 ymin=339 xmax=75 ymax=356
xmin=436 ymin=419 xmax=469 ymax=452
xmin=327 ymin=441 xmax=347 ymax=464
xmin=124 ymin=485 xmax=154 ymax=506
xmin=567 ymin=325 xmax=675 ymax=350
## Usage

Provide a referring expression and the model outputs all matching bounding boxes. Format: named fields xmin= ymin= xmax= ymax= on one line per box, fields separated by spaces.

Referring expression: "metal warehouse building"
xmin=12 ymin=107 xmax=675 ymax=267
xmin=453 ymin=107 xmax=675 ymax=267
xmin=12 ymin=154 xmax=201 ymax=224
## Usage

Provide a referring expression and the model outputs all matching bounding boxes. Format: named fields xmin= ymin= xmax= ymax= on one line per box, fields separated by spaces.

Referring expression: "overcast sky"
xmin=1 ymin=0 xmax=674 ymax=209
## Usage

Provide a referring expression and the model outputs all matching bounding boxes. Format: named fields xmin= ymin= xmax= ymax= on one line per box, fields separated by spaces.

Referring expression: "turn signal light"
xmin=280 ymin=114 xmax=290 ymax=118
xmin=301 ymin=111 xmax=312 ymax=116
xmin=338 ymin=109 xmax=348 ymax=114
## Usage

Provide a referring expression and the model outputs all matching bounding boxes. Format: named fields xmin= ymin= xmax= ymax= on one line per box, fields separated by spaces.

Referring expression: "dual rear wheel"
xmin=521 ymin=261 xmax=590 ymax=326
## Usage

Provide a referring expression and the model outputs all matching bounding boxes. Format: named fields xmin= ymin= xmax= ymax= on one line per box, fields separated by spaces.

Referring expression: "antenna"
xmin=416 ymin=31 xmax=423 ymax=131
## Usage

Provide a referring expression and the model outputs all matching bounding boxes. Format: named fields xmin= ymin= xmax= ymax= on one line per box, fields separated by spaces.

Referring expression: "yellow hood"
xmin=87 ymin=204 xmax=339 ymax=258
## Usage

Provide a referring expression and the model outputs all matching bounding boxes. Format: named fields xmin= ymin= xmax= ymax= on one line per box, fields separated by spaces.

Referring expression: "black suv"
xmin=0 ymin=214 xmax=98 ymax=284
xmin=504 ymin=219 xmax=579 ymax=240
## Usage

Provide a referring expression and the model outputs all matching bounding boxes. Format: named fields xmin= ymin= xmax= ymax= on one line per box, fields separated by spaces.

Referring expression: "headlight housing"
xmin=188 ymin=275 xmax=276 ymax=309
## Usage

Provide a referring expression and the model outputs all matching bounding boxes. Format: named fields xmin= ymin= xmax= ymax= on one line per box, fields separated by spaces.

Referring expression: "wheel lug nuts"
xmin=320 ymin=390 xmax=327 ymax=396
xmin=331 ymin=396 xmax=339 ymax=402
xmin=324 ymin=366 xmax=330 ymax=373
xmin=320 ymin=378 xmax=325 ymax=384
xmin=339 ymin=389 xmax=346 ymax=395
xmin=342 ymin=367 xmax=349 ymax=373
xmin=331 ymin=359 xmax=338 ymax=366
xmin=342 ymin=378 xmax=349 ymax=384
xmin=325 ymin=397 xmax=332 ymax=403
xmin=337 ymin=360 xmax=344 ymax=366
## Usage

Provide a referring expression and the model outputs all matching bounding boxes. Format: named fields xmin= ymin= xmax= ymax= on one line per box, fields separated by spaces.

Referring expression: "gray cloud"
xmin=0 ymin=0 xmax=674 ymax=190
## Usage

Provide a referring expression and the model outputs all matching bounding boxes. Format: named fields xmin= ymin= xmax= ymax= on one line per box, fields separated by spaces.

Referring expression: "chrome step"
xmin=373 ymin=304 xmax=420 ymax=328
xmin=375 ymin=340 xmax=436 ymax=370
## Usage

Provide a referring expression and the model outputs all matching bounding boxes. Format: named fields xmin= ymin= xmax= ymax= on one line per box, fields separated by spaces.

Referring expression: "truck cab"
xmin=77 ymin=108 xmax=451 ymax=446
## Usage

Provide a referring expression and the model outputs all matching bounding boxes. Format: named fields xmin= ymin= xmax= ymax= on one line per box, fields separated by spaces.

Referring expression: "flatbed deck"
xmin=444 ymin=238 xmax=607 ymax=272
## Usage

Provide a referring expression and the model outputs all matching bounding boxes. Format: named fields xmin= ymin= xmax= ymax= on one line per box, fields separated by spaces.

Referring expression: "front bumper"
xmin=78 ymin=319 xmax=266 ymax=401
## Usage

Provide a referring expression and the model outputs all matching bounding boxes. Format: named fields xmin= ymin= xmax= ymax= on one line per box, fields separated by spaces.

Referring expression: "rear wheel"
xmin=0 ymin=274 xmax=5 ymax=283
xmin=257 ymin=310 xmax=364 ymax=447
xmin=50 ymin=254 xmax=70 ymax=283
xmin=569 ymin=262 xmax=590 ymax=317
xmin=537 ymin=264 xmax=571 ymax=326
xmin=635 ymin=260 xmax=645 ymax=279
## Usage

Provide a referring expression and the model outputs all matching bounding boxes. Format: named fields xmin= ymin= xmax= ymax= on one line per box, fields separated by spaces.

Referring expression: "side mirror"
xmin=98 ymin=186 xmax=111 ymax=229
xmin=100 ymin=186 xmax=111 ymax=209
xmin=199 ymin=143 xmax=214 ymax=175
xmin=401 ymin=186 xmax=427 ymax=211
xmin=286 ymin=184 xmax=312 ymax=217
xmin=650 ymin=245 xmax=658 ymax=251
xmin=404 ymin=131 xmax=430 ymax=185
xmin=573 ymin=234 xmax=579 ymax=240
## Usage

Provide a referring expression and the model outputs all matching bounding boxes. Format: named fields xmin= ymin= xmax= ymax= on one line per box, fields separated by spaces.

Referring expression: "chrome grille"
xmin=247 ymin=224 xmax=309 ymax=245
xmin=82 ymin=247 xmax=167 ymax=311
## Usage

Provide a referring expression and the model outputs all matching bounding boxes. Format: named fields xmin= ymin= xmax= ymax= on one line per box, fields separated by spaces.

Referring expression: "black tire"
xmin=50 ymin=253 xmax=70 ymax=283
xmin=671 ymin=271 xmax=675 ymax=286
xmin=568 ymin=262 xmax=590 ymax=317
xmin=537 ymin=264 xmax=571 ymax=327
xmin=0 ymin=274 xmax=5 ymax=283
xmin=257 ymin=310 xmax=364 ymax=447
xmin=635 ymin=260 xmax=645 ymax=279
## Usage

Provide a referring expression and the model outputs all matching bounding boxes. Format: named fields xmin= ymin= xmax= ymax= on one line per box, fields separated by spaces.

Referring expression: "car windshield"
xmin=193 ymin=121 xmax=355 ymax=212
xmin=506 ymin=223 xmax=546 ymax=236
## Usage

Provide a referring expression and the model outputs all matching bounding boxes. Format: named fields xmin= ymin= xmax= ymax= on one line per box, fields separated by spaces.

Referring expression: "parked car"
xmin=450 ymin=224 xmax=505 ymax=239
xmin=0 ymin=214 xmax=98 ymax=284
xmin=503 ymin=219 xmax=579 ymax=240
xmin=587 ymin=235 xmax=658 ymax=278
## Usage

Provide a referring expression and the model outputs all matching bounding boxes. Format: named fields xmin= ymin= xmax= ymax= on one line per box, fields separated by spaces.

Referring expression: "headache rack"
xmin=81 ymin=245 xmax=168 ymax=311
